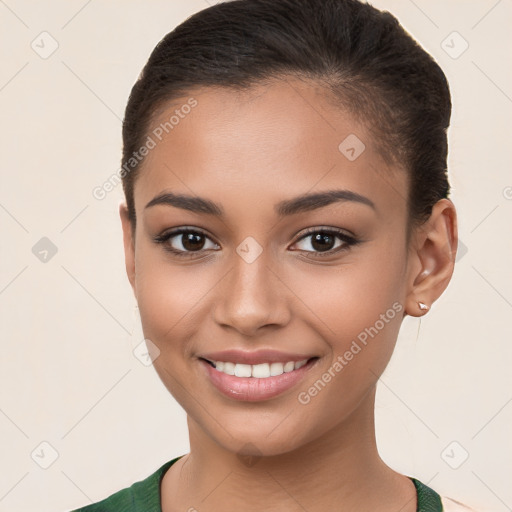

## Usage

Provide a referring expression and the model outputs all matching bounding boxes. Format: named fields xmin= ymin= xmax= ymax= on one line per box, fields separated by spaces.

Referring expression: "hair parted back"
xmin=121 ymin=0 xmax=452 ymax=237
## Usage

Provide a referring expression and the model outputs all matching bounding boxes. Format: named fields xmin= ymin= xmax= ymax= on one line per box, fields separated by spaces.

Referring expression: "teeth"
xmin=234 ymin=364 xmax=252 ymax=378
xmin=222 ymin=362 xmax=235 ymax=375
xmin=253 ymin=363 xmax=270 ymax=378
xmin=208 ymin=358 xmax=310 ymax=378
xmin=270 ymin=362 xmax=285 ymax=375
xmin=283 ymin=361 xmax=295 ymax=373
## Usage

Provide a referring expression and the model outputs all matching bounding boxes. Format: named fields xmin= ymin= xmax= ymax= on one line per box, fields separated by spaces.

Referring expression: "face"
xmin=121 ymin=77 xmax=415 ymax=457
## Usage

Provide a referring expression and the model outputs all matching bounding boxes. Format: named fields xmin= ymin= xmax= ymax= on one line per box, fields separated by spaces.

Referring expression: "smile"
xmin=199 ymin=356 xmax=320 ymax=401
xmin=201 ymin=358 xmax=314 ymax=378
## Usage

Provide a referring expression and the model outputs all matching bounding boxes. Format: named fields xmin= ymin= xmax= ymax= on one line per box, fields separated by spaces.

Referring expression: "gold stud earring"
xmin=418 ymin=301 xmax=429 ymax=311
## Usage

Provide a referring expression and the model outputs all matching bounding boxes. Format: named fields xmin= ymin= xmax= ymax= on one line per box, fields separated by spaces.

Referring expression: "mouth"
xmin=198 ymin=355 xmax=320 ymax=401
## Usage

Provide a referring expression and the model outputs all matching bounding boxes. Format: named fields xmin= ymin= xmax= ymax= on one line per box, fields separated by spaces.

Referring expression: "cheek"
xmin=133 ymin=244 xmax=215 ymax=352
xmin=294 ymin=248 xmax=405 ymax=342
xmin=289 ymin=245 xmax=406 ymax=398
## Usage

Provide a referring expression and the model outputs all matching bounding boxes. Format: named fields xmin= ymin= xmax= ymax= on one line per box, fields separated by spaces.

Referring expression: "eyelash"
xmin=153 ymin=226 xmax=361 ymax=259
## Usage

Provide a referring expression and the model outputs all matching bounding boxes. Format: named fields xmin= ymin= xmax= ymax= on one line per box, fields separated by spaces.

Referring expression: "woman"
xmin=72 ymin=0 xmax=479 ymax=510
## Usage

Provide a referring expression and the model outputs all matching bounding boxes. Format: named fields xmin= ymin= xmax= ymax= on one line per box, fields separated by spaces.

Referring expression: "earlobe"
xmin=405 ymin=199 xmax=458 ymax=317
xmin=119 ymin=202 xmax=137 ymax=297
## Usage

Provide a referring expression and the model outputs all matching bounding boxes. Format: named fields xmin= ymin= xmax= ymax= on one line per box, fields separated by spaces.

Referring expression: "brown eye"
xmin=292 ymin=228 xmax=359 ymax=257
xmin=180 ymin=232 xmax=206 ymax=251
xmin=310 ymin=232 xmax=337 ymax=252
xmin=154 ymin=228 xmax=219 ymax=257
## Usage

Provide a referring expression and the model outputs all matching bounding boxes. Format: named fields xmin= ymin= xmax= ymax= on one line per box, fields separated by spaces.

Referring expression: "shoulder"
xmin=70 ymin=485 xmax=134 ymax=512
xmin=441 ymin=495 xmax=497 ymax=512
xmin=69 ymin=457 xmax=183 ymax=512
xmin=411 ymin=477 xmax=489 ymax=512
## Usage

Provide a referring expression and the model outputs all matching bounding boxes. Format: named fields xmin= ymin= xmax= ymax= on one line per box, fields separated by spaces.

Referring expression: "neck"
xmin=161 ymin=386 xmax=416 ymax=512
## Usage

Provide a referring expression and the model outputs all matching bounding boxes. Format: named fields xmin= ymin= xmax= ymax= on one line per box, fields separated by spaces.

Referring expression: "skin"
xmin=119 ymin=77 xmax=457 ymax=512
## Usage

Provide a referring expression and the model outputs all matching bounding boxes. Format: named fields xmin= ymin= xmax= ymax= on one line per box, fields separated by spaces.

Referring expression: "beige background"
xmin=0 ymin=1 xmax=511 ymax=511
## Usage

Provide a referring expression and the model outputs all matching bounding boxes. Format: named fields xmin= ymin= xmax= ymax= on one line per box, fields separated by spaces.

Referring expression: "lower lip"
xmin=199 ymin=358 xmax=318 ymax=402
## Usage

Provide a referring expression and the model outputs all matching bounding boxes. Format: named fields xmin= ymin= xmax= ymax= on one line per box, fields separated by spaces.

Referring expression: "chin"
xmin=210 ymin=423 xmax=311 ymax=460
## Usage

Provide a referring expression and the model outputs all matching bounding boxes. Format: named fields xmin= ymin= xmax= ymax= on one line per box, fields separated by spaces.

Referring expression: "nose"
xmin=213 ymin=250 xmax=291 ymax=337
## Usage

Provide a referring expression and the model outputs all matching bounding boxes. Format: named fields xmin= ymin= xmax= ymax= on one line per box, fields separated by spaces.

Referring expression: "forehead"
xmin=136 ymin=78 xmax=408 ymax=220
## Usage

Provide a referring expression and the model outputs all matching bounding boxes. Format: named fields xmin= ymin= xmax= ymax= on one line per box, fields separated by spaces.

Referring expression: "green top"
xmin=70 ymin=455 xmax=444 ymax=512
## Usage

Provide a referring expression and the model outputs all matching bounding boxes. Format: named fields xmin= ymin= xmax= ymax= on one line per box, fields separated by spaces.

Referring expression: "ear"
xmin=119 ymin=202 xmax=137 ymax=298
xmin=404 ymin=198 xmax=458 ymax=317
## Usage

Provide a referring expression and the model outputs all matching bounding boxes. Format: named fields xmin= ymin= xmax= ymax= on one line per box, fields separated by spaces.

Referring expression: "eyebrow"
xmin=144 ymin=189 xmax=376 ymax=216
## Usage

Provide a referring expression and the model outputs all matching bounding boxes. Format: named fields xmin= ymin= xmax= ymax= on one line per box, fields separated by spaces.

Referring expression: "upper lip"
xmin=199 ymin=349 xmax=317 ymax=365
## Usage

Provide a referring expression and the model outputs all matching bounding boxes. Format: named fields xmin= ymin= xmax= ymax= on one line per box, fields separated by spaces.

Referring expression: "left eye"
xmin=292 ymin=229 xmax=357 ymax=255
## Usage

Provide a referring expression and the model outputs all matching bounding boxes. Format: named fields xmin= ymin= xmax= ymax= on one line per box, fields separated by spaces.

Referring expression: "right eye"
xmin=153 ymin=228 xmax=220 ymax=258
